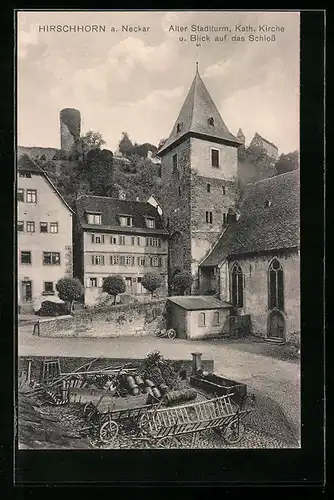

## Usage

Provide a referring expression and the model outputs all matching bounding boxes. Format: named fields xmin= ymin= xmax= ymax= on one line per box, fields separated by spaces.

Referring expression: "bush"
xmin=141 ymin=273 xmax=163 ymax=298
xmin=56 ymin=277 xmax=84 ymax=313
xmin=102 ymin=275 xmax=126 ymax=305
xmin=36 ymin=301 xmax=68 ymax=317
xmin=172 ymin=270 xmax=192 ymax=295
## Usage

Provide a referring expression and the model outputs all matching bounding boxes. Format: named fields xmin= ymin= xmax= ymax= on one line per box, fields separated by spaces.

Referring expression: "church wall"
xmin=225 ymin=250 xmax=300 ymax=339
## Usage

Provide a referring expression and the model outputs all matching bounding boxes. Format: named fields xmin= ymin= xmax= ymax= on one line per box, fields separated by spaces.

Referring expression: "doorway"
xmin=21 ymin=280 xmax=32 ymax=303
xmin=267 ymin=310 xmax=285 ymax=339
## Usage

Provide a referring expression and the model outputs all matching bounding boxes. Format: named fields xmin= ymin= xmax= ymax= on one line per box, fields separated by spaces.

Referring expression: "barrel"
xmin=144 ymin=379 xmax=155 ymax=388
xmin=165 ymin=389 xmax=197 ymax=406
xmin=132 ymin=387 xmax=141 ymax=396
xmin=126 ymin=376 xmax=137 ymax=389
xmin=134 ymin=375 xmax=144 ymax=386
xmin=143 ymin=387 xmax=154 ymax=396
xmin=152 ymin=387 xmax=161 ymax=399
xmin=159 ymin=383 xmax=169 ymax=395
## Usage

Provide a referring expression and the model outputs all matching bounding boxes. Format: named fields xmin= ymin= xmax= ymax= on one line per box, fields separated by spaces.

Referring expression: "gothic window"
xmin=207 ymin=183 xmax=211 ymax=193
xmin=268 ymin=259 xmax=284 ymax=310
xmin=208 ymin=117 xmax=215 ymax=126
xmin=176 ymin=122 xmax=183 ymax=133
xmin=231 ymin=263 xmax=244 ymax=308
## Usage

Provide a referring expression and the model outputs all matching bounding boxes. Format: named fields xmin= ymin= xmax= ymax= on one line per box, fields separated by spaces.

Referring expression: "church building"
xmin=158 ymin=66 xmax=300 ymax=341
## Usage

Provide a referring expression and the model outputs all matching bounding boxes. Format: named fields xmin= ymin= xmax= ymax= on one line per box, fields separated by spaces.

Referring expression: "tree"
xmin=141 ymin=273 xmax=163 ymax=298
xmin=172 ymin=271 xmax=192 ymax=296
xmin=118 ymin=132 xmax=134 ymax=157
xmin=84 ymin=148 xmax=115 ymax=197
xmin=102 ymin=275 xmax=126 ymax=305
xmin=81 ymin=130 xmax=106 ymax=154
xmin=55 ymin=277 xmax=84 ymax=313
xmin=275 ymin=151 xmax=299 ymax=175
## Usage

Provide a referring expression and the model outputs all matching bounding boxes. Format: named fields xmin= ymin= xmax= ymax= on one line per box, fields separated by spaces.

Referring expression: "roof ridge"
xmin=77 ymin=194 xmax=148 ymax=203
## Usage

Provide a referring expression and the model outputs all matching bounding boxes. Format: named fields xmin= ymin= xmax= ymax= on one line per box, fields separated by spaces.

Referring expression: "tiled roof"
xmin=251 ymin=132 xmax=278 ymax=151
xmin=18 ymin=154 xmax=45 ymax=174
xmin=158 ymin=69 xmax=241 ymax=155
xmin=201 ymin=170 xmax=300 ymax=266
xmin=167 ymin=296 xmax=233 ymax=311
xmin=76 ymin=195 xmax=168 ymax=234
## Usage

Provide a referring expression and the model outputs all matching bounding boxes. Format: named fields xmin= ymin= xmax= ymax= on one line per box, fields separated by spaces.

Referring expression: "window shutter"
xmin=102 ymin=235 xmax=105 ymax=243
xmin=132 ymin=257 xmax=135 ymax=266
xmin=91 ymin=255 xmax=95 ymax=265
xmin=98 ymin=277 xmax=103 ymax=288
xmin=159 ymin=257 xmax=162 ymax=267
xmin=91 ymin=234 xmax=95 ymax=243
xmin=101 ymin=255 xmax=105 ymax=265
xmin=86 ymin=278 xmax=91 ymax=288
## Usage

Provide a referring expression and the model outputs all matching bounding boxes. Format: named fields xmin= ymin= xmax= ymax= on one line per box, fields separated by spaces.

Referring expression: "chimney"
xmin=191 ymin=352 xmax=203 ymax=375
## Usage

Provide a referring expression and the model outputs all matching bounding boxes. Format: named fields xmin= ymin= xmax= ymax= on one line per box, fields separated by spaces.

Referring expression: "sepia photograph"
xmin=16 ymin=10 xmax=301 ymax=452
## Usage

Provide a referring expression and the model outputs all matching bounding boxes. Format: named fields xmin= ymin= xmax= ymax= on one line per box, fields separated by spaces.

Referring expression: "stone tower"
xmin=158 ymin=66 xmax=242 ymax=292
xmin=60 ymin=108 xmax=81 ymax=154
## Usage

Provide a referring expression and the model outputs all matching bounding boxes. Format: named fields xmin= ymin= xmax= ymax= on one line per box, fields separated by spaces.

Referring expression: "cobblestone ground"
xmin=20 ymin=399 xmax=296 ymax=450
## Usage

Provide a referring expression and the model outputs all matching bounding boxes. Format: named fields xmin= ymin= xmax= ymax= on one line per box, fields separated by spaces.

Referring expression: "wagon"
xmin=80 ymin=396 xmax=159 ymax=443
xmin=137 ymin=392 xmax=253 ymax=448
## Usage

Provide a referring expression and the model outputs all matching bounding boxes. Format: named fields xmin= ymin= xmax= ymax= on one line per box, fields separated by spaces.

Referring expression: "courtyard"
xmin=18 ymin=324 xmax=300 ymax=445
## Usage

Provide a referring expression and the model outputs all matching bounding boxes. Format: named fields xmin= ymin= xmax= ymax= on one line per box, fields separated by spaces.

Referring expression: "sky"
xmin=17 ymin=10 xmax=300 ymax=155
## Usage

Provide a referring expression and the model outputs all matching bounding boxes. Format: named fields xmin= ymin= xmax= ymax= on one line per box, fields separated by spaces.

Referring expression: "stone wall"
xmin=34 ymin=315 xmax=74 ymax=337
xmin=35 ymin=299 xmax=167 ymax=338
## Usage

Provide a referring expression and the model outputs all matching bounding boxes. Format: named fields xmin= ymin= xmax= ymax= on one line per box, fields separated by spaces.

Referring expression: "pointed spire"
xmin=158 ymin=69 xmax=242 ymax=155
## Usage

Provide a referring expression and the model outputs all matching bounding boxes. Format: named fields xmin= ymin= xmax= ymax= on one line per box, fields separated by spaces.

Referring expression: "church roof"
xmin=158 ymin=67 xmax=241 ymax=156
xmin=200 ymin=170 xmax=299 ymax=266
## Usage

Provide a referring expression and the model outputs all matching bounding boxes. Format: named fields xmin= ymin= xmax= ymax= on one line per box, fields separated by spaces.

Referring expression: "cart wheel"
xmin=83 ymin=402 xmax=96 ymax=419
xmin=167 ymin=328 xmax=176 ymax=339
xmin=99 ymin=420 xmax=119 ymax=443
xmin=223 ymin=421 xmax=246 ymax=444
xmin=156 ymin=436 xmax=179 ymax=449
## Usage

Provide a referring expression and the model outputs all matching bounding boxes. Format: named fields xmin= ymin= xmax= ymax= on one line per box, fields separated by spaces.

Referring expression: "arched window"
xmin=268 ymin=259 xmax=284 ymax=310
xmin=231 ymin=263 xmax=243 ymax=308
xmin=208 ymin=117 xmax=214 ymax=126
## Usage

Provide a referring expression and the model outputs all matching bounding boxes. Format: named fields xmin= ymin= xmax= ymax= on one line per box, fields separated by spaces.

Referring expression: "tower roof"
xmin=158 ymin=67 xmax=241 ymax=156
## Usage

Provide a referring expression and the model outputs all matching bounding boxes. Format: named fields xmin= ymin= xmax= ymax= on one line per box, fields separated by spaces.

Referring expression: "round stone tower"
xmin=60 ymin=108 xmax=81 ymax=153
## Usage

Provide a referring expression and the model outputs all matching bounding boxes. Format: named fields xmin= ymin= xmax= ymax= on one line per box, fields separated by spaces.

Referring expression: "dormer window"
xmin=119 ymin=215 xmax=133 ymax=227
xmin=176 ymin=122 xmax=183 ymax=133
xmin=145 ymin=217 xmax=155 ymax=229
xmin=208 ymin=117 xmax=215 ymax=126
xmin=87 ymin=213 xmax=102 ymax=225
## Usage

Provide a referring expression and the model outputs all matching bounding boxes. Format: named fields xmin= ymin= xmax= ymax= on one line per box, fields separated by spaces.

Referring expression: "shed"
xmin=167 ymin=296 xmax=233 ymax=340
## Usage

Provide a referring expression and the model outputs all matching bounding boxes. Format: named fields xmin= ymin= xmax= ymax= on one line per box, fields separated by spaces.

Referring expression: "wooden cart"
xmin=137 ymin=392 xmax=253 ymax=448
xmin=80 ymin=396 xmax=159 ymax=444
